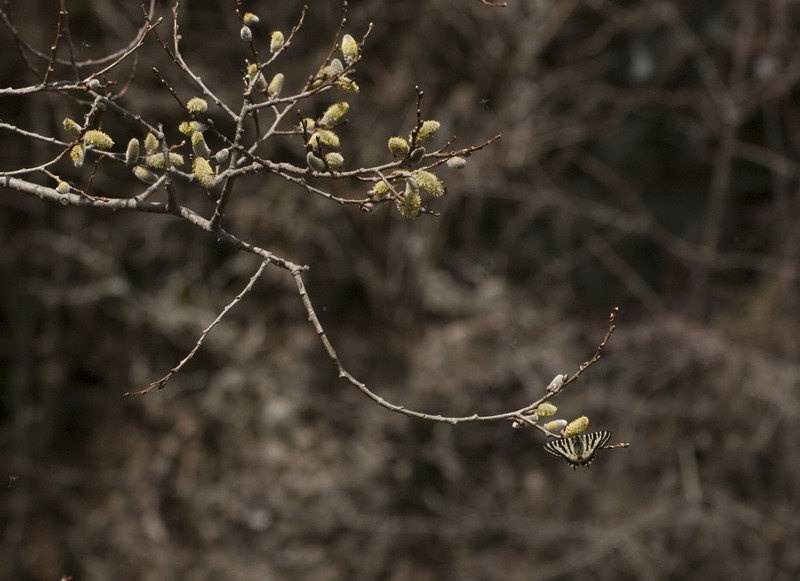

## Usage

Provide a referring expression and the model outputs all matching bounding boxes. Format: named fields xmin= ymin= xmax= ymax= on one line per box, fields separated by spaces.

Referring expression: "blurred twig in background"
xmin=2 ymin=0 xmax=800 ymax=579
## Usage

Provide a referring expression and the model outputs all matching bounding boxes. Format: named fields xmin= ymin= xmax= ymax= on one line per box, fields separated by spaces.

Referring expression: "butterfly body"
xmin=543 ymin=431 xmax=611 ymax=469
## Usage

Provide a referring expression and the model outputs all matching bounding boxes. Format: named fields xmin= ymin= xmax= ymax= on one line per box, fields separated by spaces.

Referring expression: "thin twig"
xmin=408 ymin=86 xmax=425 ymax=150
xmin=0 ymin=0 xmax=158 ymax=69
xmin=0 ymin=2 xmax=42 ymax=79
xmin=82 ymin=17 xmax=161 ymax=87
xmin=293 ymin=265 xmax=620 ymax=425
xmin=125 ymin=260 xmax=270 ymax=396
xmin=57 ymin=0 xmax=81 ymax=80
xmin=42 ymin=6 xmax=66 ymax=86
xmin=157 ymin=4 xmax=237 ymax=120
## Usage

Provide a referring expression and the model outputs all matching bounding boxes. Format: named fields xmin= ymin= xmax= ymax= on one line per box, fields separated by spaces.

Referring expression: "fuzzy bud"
xmin=336 ymin=76 xmax=359 ymax=94
xmin=133 ymin=165 xmax=159 ymax=184
xmin=193 ymin=157 xmax=216 ymax=189
xmin=242 ymin=12 xmax=259 ymax=26
xmin=143 ymin=133 xmax=159 ymax=154
xmin=185 ymin=97 xmax=208 ymax=113
xmin=565 ymin=416 xmax=590 ymax=436
xmin=270 ymin=31 xmax=284 ymax=53
xmin=56 ymin=181 xmax=70 ymax=194
xmin=183 ymin=124 xmax=199 ymax=138
xmin=247 ymin=66 xmax=267 ymax=91
xmin=324 ymin=152 xmax=344 ymax=170
xmin=87 ymin=78 xmax=101 ymax=91
xmin=214 ymin=148 xmax=230 ymax=165
xmin=70 ymin=143 xmax=85 ymax=167
xmin=268 ymin=73 xmax=284 ymax=99
xmin=542 ymin=419 xmax=568 ymax=434
xmin=299 ymin=118 xmax=316 ymax=132
xmin=178 ymin=121 xmax=194 ymax=136
xmin=413 ymin=120 xmax=440 ymax=145
xmin=306 ymin=151 xmax=326 ymax=172
xmin=320 ymin=102 xmax=349 ymax=128
xmin=546 ymin=374 xmax=568 ymax=392
xmin=535 ymin=402 xmax=558 ymax=417
xmin=145 ymin=152 xmax=185 ymax=169
xmin=125 ymin=138 xmax=140 ymax=165
xmin=370 ymin=180 xmax=390 ymax=200
xmin=406 ymin=146 xmax=426 ymax=166
xmin=446 ymin=156 xmax=467 ymax=169
xmin=400 ymin=191 xmax=422 ymax=218
xmin=329 ymin=58 xmax=344 ymax=76
xmin=62 ymin=118 xmax=81 ymax=138
xmin=400 ymin=178 xmax=421 ymax=218
xmin=308 ymin=130 xmax=340 ymax=149
xmin=341 ymin=34 xmax=358 ymax=65
xmin=240 ymin=25 xmax=253 ymax=42
xmin=191 ymin=132 xmax=211 ymax=158
xmin=387 ymin=136 xmax=410 ymax=158
xmin=412 ymin=170 xmax=445 ymax=197
xmin=255 ymin=75 xmax=268 ymax=92
xmin=82 ymin=129 xmax=114 ymax=150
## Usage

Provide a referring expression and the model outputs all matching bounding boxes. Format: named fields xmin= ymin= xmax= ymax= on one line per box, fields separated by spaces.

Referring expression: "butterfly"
xmin=543 ymin=431 xmax=611 ymax=469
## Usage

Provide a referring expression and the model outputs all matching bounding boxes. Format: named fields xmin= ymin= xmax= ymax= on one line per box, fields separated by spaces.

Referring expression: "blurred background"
xmin=2 ymin=0 xmax=800 ymax=579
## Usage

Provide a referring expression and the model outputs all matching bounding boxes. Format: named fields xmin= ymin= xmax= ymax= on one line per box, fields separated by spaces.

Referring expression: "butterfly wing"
xmin=543 ymin=431 xmax=612 ymax=468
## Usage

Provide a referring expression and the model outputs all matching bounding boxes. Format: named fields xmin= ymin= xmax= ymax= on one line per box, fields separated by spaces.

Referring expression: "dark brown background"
xmin=2 ymin=0 xmax=800 ymax=579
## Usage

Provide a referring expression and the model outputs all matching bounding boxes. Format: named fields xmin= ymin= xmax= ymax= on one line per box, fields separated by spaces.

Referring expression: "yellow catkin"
xmin=387 ymin=136 xmax=410 ymax=157
xmin=413 ymin=120 xmax=440 ymax=145
xmin=564 ymin=416 xmax=590 ymax=436
xmin=320 ymin=102 xmax=349 ymax=127
xmin=192 ymin=157 xmax=216 ymax=188
xmin=308 ymin=130 xmax=340 ymax=149
xmin=185 ymin=97 xmax=208 ymax=113
xmin=82 ymin=129 xmax=114 ymax=150
xmin=535 ymin=402 xmax=558 ymax=417
xmin=370 ymin=181 xmax=390 ymax=200
xmin=411 ymin=170 xmax=445 ymax=197
xmin=70 ymin=144 xmax=85 ymax=167
xmin=400 ymin=189 xmax=421 ymax=218
xmin=145 ymin=152 xmax=185 ymax=169
xmin=324 ymin=152 xmax=344 ymax=170
xmin=337 ymin=76 xmax=359 ymax=93
xmin=143 ymin=133 xmax=159 ymax=154
xmin=270 ymin=31 xmax=284 ymax=53
xmin=341 ymin=34 xmax=358 ymax=64
xmin=268 ymin=73 xmax=284 ymax=99
xmin=62 ymin=118 xmax=81 ymax=137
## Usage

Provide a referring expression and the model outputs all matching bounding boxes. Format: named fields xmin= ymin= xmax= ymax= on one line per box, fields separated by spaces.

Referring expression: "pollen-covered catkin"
xmin=341 ymin=34 xmax=358 ymax=64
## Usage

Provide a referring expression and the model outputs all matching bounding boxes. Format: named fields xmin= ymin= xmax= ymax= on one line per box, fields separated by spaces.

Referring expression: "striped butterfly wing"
xmin=543 ymin=431 xmax=612 ymax=468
